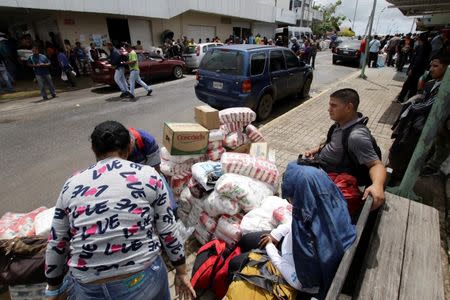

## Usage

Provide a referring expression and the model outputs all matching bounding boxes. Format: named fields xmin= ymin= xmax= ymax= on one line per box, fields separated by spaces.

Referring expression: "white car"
xmin=183 ymin=42 xmax=223 ymax=72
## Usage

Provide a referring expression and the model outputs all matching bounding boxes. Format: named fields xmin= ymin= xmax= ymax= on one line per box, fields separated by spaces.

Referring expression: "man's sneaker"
xmin=147 ymin=89 xmax=153 ymax=96
xmin=42 ymin=97 xmax=49 ymax=101
xmin=51 ymin=94 xmax=57 ymax=99
xmin=119 ymin=92 xmax=127 ymax=98
xmin=128 ymin=94 xmax=135 ymax=99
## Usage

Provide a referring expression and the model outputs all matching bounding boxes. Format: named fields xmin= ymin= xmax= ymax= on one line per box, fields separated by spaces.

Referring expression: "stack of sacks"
xmin=194 ymin=212 xmax=218 ymax=245
xmin=215 ymin=173 xmax=274 ymax=212
xmin=160 ymin=147 xmax=206 ymax=196
xmin=219 ymin=108 xmax=256 ymax=150
xmin=221 ymin=152 xmax=280 ymax=189
xmin=214 ymin=215 xmax=243 ymax=247
xmin=203 ymin=191 xmax=240 ymax=217
xmin=207 ymin=129 xmax=226 ymax=161
xmin=240 ymin=196 xmax=291 ymax=234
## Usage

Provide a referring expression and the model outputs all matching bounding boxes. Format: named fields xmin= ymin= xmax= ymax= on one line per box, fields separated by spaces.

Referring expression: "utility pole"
xmin=352 ymin=0 xmax=359 ymax=32
xmin=359 ymin=0 xmax=377 ymax=79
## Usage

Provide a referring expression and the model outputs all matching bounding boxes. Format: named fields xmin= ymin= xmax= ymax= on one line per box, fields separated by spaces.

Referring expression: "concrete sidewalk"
xmin=260 ymin=67 xmax=405 ymax=174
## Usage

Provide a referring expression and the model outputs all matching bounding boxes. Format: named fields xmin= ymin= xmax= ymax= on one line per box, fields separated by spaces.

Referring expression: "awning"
xmin=386 ymin=0 xmax=450 ymax=16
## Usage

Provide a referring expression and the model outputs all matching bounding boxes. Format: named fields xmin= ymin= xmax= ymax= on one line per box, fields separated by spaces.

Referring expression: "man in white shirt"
xmin=368 ymin=35 xmax=381 ymax=68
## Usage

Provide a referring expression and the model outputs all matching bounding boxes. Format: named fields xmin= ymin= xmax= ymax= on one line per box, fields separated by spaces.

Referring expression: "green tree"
xmin=312 ymin=0 xmax=346 ymax=36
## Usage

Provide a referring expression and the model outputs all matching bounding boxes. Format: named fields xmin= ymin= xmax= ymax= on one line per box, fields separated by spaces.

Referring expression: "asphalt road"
xmin=0 ymin=50 xmax=357 ymax=215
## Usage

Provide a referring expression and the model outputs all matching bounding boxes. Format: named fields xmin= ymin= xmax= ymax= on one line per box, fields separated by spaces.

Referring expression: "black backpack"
xmin=325 ymin=117 xmax=382 ymax=186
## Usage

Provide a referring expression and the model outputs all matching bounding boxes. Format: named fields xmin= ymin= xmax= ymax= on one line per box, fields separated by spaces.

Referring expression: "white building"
xmin=0 ymin=0 xmax=304 ymax=50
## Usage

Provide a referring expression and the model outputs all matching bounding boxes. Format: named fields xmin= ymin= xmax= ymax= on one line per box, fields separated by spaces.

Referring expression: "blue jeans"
xmin=129 ymin=70 xmax=151 ymax=96
xmin=114 ymin=67 xmax=128 ymax=93
xmin=35 ymin=74 xmax=55 ymax=99
xmin=66 ymin=256 xmax=170 ymax=300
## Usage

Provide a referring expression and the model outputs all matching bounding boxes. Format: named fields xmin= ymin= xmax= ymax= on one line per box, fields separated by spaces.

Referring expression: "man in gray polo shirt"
xmin=305 ymin=88 xmax=386 ymax=211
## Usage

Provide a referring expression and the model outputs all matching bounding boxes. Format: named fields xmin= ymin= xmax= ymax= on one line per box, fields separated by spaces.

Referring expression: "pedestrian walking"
xmin=107 ymin=42 xmax=130 ymax=98
xmin=368 ymin=36 xmax=381 ymax=68
xmin=57 ymin=48 xmax=76 ymax=87
xmin=123 ymin=44 xmax=152 ymax=99
xmin=64 ymin=39 xmax=80 ymax=77
xmin=27 ymin=46 xmax=56 ymax=100
xmin=0 ymin=53 xmax=14 ymax=93
xmin=310 ymin=39 xmax=320 ymax=69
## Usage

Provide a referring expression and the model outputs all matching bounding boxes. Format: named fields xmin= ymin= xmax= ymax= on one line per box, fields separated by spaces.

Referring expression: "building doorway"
xmin=106 ymin=18 xmax=131 ymax=46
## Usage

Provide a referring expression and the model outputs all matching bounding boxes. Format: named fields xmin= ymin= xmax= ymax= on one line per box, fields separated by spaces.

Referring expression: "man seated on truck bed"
xmin=303 ymin=88 xmax=387 ymax=215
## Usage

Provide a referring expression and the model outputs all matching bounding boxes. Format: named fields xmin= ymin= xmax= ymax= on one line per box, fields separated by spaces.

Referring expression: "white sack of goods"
xmin=208 ymin=141 xmax=223 ymax=150
xmin=188 ymin=177 xmax=207 ymax=199
xmin=203 ymin=191 xmax=240 ymax=217
xmin=179 ymin=195 xmax=205 ymax=228
xmin=178 ymin=187 xmax=194 ymax=214
xmin=34 ymin=207 xmax=56 ymax=236
xmin=223 ymin=131 xmax=250 ymax=150
xmin=209 ymin=129 xmax=226 ymax=142
xmin=240 ymin=196 xmax=290 ymax=234
xmin=194 ymin=223 xmax=214 ymax=245
xmin=220 ymin=152 xmax=280 ymax=188
xmin=215 ymin=215 xmax=242 ymax=246
xmin=198 ymin=211 xmax=218 ymax=233
xmin=169 ymin=170 xmax=192 ymax=197
xmin=219 ymin=107 xmax=257 ymax=124
xmin=207 ymin=147 xmax=226 ymax=161
xmin=160 ymin=159 xmax=192 ymax=176
xmin=245 ymin=124 xmax=265 ymax=142
xmin=0 ymin=207 xmax=47 ymax=239
xmin=272 ymin=203 xmax=293 ymax=226
xmin=191 ymin=161 xmax=223 ymax=191
xmin=222 ymin=122 xmax=246 ymax=133
xmin=215 ymin=173 xmax=274 ymax=212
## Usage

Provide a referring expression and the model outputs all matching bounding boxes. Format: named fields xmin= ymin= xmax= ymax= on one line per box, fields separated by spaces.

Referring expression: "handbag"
xmin=61 ymin=71 xmax=68 ymax=81
xmin=0 ymin=237 xmax=47 ymax=285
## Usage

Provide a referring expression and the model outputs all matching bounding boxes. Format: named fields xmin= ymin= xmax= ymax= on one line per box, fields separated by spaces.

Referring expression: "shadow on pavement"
xmin=91 ymin=76 xmax=188 ymax=95
xmin=378 ymin=102 xmax=402 ymax=125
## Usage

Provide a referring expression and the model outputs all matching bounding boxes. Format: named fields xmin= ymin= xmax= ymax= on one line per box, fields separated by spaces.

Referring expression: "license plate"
xmin=95 ymin=68 xmax=100 ymax=73
xmin=213 ymin=81 xmax=223 ymax=89
xmin=343 ymin=50 xmax=349 ymax=54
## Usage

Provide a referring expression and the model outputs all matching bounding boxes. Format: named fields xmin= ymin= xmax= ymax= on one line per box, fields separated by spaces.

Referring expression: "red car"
xmin=91 ymin=50 xmax=185 ymax=86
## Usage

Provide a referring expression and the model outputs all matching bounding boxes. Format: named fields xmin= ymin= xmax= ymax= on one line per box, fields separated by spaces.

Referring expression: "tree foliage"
xmin=312 ymin=0 xmax=346 ymax=36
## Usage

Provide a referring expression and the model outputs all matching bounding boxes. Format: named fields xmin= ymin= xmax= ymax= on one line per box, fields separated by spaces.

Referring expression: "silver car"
xmin=183 ymin=42 xmax=223 ymax=72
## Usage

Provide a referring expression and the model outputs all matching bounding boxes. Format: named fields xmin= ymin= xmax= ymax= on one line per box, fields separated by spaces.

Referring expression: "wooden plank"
xmin=355 ymin=193 xmax=410 ymax=299
xmin=398 ymin=201 xmax=445 ymax=300
xmin=325 ymin=197 xmax=374 ymax=300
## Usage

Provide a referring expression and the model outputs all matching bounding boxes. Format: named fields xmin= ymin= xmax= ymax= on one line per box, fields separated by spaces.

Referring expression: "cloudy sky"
xmin=314 ymin=0 xmax=417 ymax=35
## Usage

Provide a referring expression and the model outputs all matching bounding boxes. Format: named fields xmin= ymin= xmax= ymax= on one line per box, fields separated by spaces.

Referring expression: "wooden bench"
xmin=326 ymin=192 xmax=444 ymax=300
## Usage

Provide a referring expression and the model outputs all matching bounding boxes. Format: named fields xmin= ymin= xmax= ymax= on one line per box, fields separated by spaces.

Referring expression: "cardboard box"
xmin=232 ymin=143 xmax=252 ymax=154
xmin=195 ymin=105 xmax=220 ymax=130
xmin=250 ymin=143 xmax=276 ymax=162
xmin=163 ymin=123 xmax=209 ymax=155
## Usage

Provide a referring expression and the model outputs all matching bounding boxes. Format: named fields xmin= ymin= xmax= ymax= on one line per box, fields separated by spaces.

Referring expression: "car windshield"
xmin=184 ymin=46 xmax=196 ymax=54
xmin=200 ymin=49 xmax=244 ymax=75
xmin=339 ymin=41 xmax=361 ymax=49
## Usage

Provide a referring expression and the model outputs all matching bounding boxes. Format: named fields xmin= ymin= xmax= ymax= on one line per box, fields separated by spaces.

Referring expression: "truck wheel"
xmin=301 ymin=76 xmax=312 ymax=98
xmin=257 ymin=94 xmax=274 ymax=121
